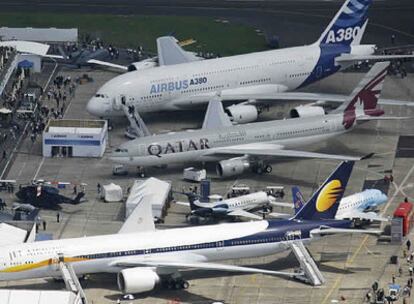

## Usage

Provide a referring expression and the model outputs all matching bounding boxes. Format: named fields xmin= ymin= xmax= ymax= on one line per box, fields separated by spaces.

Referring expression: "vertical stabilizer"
xmin=293 ymin=161 xmax=354 ymax=221
xmin=316 ymin=0 xmax=372 ymax=46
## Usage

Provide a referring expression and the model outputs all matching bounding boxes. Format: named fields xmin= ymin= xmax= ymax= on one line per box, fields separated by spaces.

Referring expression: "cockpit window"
xmin=115 ymin=148 xmax=128 ymax=153
xmin=95 ymin=94 xmax=108 ymax=98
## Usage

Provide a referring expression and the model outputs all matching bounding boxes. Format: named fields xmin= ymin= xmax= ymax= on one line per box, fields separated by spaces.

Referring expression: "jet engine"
xmin=216 ymin=157 xmax=250 ymax=178
xmin=225 ymin=104 xmax=258 ymax=124
xmin=117 ymin=268 xmax=160 ymax=294
xmin=127 ymin=60 xmax=157 ymax=72
xmin=290 ymin=105 xmax=325 ymax=118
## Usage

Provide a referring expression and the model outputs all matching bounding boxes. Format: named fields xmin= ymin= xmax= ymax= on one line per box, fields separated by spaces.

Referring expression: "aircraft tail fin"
xmin=316 ymin=0 xmax=372 ymax=46
xmin=292 ymin=186 xmax=305 ymax=215
xmin=293 ymin=161 xmax=354 ymax=221
xmin=331 ymin=61 xmax=389 ymax=128
xmin=73 ymin=192 xmax=85 ymax=204
xmin=177 ymin=192 xmax=200 ymax=211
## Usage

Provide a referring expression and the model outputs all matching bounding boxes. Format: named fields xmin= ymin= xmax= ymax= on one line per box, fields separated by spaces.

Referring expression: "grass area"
xmin=0 ymin=13 xmax=267 ymax=55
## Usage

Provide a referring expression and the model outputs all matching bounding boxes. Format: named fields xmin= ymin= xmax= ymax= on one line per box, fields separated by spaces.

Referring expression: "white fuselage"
xmin=336 ymin=189 xmax=388 ymax=219
xmin=86 ymin=44 xmax=375 ymax=118
xmin=0 ymin=221 xmax=293 ymax=281
xmin=196 ymin=191 xmax=270 ymax=211
xmin=111 ymin=113 xmax=349 ymax=166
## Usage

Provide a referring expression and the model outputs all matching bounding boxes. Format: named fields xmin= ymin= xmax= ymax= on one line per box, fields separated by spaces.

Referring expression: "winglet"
xmin=202 ymin=96 xmax=233 ymax=130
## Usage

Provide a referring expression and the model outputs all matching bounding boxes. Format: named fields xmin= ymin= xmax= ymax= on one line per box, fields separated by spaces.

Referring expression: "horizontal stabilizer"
xmin=336 ymin=54 xmax=414 ymax=63
xmin=357 ymin=116 xmax=412 ymax=121
xmin=310 ymin=226 xmax=382 ymax=236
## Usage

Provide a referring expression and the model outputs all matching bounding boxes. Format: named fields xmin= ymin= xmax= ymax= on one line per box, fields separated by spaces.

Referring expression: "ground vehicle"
xmin=393 ymin=202 xmax=414 ymax=236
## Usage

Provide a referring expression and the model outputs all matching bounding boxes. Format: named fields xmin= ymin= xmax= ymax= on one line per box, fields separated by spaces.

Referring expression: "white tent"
xmin=101 ymin=183 xmax=123 ymax=202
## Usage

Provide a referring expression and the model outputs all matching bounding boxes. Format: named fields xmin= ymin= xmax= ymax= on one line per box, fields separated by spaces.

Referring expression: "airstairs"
xmin=289 ymin=242 xmax=325 ymax=286
xmin=122 ymin=104 xmax=151 ymax=138
xmin=58 ymin=254 xmax=88 ymax=304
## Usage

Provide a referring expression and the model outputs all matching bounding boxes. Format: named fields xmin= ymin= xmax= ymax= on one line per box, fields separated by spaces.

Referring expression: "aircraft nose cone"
xmin=86 ymin=98 xmax=104 ymax=117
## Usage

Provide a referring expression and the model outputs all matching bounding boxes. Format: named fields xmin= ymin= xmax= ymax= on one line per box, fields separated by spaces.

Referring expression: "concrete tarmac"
xmin=0 ymin=65 xmax=412 ymax=303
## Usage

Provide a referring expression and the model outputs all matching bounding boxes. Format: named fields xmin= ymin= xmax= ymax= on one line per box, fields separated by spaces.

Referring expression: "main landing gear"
xmin=163 ymin=275 xmax=190 ymax=290
xmin=253 ymin=162 xmax=272 ymax=175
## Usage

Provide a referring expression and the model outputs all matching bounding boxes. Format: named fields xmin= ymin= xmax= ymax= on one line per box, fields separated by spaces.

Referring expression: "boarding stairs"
xmin=289 ymin=241 xmax=325 ymax=286
xmin=58 ymin=254 xmax=88 ymax=304
xmin=122 ymin=104 xmax=151 ymax=138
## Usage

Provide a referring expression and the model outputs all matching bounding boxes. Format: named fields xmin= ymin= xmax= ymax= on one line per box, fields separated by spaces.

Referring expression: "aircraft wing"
xmin=157 ymin=36 xmax=202 ymax=66
xmin=204 ymin=143 xmax=366 ymax=161
xmin=172 ymin=91 xmax=414 ymax=109
xmin=112 ymin=258 xmax=300 ymax=278
xmin=267 ymin=212 xmax=291 ymax=219
xmin=202 ymin=96 xmax=233 ymax=130
xmin=87 ymin=59 xmax=128 ymax=71
xmin=268 ymin=201 xmax=293 ymax=208
xmin=227 ymin=209 xmax=262 ymax=220
xmin=337 ymin=211 xmax=389 ymax=222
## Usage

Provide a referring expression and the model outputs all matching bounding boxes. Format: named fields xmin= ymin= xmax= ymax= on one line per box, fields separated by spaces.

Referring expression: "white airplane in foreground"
xmin=293 ymin=187 xmax=389 ymax=222
xmin=86 ymin=0 xmax=414 ymax=122
xmin=0 ymin=161 xmax=381 ymax=293
xmin=111 ymin=62 xmax=406 ymax=177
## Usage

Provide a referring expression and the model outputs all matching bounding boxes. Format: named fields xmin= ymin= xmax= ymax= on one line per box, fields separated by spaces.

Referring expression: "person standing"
xmin=56 ymin=212 xmax=60 ymax=223
xmin=407 ymin=239 xmax=411 ymax=251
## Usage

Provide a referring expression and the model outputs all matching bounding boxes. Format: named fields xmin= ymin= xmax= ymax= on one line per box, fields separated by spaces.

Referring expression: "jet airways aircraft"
xmin=111 ymin=62 xmax=404 ymax=177
xmin=0 ymin=161 xmax=381 ymax=292
xmin=86 ymin=0 xmax=413 ymax=123
xmin=293 ymin=187 xmax=388 ymax=222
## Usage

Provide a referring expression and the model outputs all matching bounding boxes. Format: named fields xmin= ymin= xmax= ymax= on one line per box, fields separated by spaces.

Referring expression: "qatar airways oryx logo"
xmin=325 ymin=26 xmax=361 ymax=44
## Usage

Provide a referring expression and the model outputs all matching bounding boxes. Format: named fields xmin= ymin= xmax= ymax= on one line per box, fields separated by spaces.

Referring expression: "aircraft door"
xmin=216 ymin=241 xmax=224 ymax=251
xmin=113 ymin=95 xmax=126 ymax=110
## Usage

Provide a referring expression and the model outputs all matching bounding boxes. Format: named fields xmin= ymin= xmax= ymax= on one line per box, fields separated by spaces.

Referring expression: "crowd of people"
xmin=365 ymin=239 xmax=414 ymax=303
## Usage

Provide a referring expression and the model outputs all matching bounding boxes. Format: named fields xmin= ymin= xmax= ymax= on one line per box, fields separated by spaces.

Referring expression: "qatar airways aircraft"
xmin=111 ymin=62 xmax=406 ymax=177
xmin=0 ymin=161 xmax=381 ymax=293
xmin=86 ymin=0 xmax=413 ymax=123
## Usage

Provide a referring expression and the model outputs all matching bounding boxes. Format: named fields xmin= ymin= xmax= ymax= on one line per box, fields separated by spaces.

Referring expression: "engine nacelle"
xmin=128 ymin=60 xmax=157 ymax=72
xmin=216 ymin=157 xmax=250 ymax=178
xmin=225 ymin=104 xmax=258 ymax=124
xmin=117 ymin=268 xmax=160 ymax=294
xmin=290 ymin=105 xmax=325 ymax=118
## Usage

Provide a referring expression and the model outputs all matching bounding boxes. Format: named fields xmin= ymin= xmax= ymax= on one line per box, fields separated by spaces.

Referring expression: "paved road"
xmin=0 ymin=0 xmax=413 ymax=47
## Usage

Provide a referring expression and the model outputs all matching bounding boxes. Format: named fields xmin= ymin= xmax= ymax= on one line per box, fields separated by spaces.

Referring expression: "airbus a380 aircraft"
xmin=86 ymin=0 xmax=413 ymax=122
xmin=0 ymin=161 xmax=381 ymax=293
xmin=111 ymin=62 xmax=404 ymax=177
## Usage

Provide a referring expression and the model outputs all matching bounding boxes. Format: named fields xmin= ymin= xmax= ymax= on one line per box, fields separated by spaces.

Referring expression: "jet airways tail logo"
xmin=316 ymin=179 xmax=343 ymax=212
